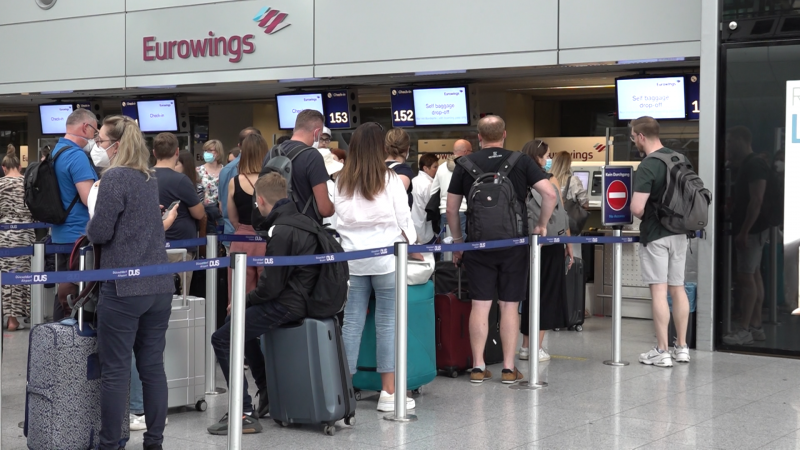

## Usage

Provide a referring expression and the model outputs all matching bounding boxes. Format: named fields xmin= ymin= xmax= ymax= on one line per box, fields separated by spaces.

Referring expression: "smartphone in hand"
xmin=162 ymin=200 xmax=179 ymax=220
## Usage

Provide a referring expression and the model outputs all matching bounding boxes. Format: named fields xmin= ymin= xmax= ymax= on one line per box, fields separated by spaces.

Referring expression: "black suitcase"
xmin=563 ymin=257 xmax=586 ymax=331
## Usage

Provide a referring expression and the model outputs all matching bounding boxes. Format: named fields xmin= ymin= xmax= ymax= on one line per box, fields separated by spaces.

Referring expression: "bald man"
xmin=429 ymin=139 xmax=472 ymax=239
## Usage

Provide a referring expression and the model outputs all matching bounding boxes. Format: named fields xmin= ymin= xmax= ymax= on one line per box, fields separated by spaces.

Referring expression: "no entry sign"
xmin=602 ymin=166 xmax=633 ymax=226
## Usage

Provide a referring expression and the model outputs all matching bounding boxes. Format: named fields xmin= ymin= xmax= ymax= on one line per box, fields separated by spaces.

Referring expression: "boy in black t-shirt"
xmin=446 ymin=115 xmax=556 ymax=385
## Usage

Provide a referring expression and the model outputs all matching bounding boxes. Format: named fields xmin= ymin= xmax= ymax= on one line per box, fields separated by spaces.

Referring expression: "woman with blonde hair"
xmin=336 ymin=122 xmax=418 ymax=412
xmin=0 ymin=145 xmax=35 ymax=330
xmin=86 ymin=115 xmax=174 ymax=449
xmin=550 ymin=151 xmax=589 ymax=212
xmin=384 ymin=128 xmax=414 ymax=208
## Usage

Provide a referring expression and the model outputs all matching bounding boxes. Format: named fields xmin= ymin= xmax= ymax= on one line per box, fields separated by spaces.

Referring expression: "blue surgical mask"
xmin=203 ymin=152 xmax=215 ymax=163
xmin=544 ymin=159 xmax=553 ymax=172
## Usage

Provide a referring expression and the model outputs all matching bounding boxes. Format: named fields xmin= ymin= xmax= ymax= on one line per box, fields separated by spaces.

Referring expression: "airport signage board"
xmin=324 ymin=90 xmax=353 ymax=130
xmin=602 ymin=165 xmax=633 ymax=226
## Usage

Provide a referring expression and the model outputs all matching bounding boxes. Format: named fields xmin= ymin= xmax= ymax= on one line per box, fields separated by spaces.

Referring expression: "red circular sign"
xmin=607 ymin=180 xmax=628 ymax=211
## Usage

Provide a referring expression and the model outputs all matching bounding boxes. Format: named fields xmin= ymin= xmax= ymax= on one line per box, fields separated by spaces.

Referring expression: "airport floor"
xmin=4 ymin=317 xmax=800 ymax=449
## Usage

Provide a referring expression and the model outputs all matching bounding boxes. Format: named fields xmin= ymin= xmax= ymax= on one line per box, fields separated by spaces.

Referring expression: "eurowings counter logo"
xmin=253 ymin=7 xmax=290 ymax=35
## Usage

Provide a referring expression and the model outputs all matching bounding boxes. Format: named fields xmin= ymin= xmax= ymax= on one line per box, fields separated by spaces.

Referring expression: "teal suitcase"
xmin=352 ymin=281 xmax=436 ymax=395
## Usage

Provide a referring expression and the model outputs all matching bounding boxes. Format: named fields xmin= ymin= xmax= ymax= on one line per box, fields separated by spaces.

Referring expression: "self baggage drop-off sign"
xmin=602 ymin=166 xmax=634 ymax=226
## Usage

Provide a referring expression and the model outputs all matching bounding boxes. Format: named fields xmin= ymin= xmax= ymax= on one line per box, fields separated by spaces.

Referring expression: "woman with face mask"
xmin=197 ymin=140 xmax=225 ymax=231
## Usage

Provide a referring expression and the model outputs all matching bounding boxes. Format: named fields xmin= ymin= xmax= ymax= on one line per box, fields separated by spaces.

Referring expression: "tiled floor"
xmin=4 ymin=317 xmax=800 ymax=449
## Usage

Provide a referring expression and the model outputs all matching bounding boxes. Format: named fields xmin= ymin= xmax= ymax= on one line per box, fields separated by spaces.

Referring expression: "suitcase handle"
xmin=167 ymin=249 xmax=190 ymax=311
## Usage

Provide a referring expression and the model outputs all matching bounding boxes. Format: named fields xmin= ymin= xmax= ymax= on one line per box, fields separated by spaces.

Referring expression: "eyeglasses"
xmin=95 ymin=138 xmax=116 ymax=146
xmin=319 ymin=136 xmax=332 ymax=143
xmin=630 ymin=133 xmax=641 ymax=142
xmin=85 ymin=123 xmax=100 ymax=139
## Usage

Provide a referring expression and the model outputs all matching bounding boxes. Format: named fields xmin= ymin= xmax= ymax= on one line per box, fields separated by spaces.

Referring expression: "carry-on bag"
xmin=434 ymin=262 xmax=472 ymax=377
xmin=563 ymin=257 xmax=586 ymax=332
xmin=261 ymin=317 xmax=356 ymax=436
xmin=352 ymin=281 xmax=436 ymax=395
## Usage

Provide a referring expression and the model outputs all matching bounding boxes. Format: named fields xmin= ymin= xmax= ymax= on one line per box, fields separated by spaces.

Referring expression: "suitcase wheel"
xmin=575 ymin=325 xmax=583 ymax=332
xmin=412 ymin=388 xmax=421 ymax=396
xmin=274 ymin=419 xmax=289 ymax=427
xmin=195 ymin=400 xmax=207 ymax=412
xmin=354 ymin=390 xmax=362 ymax=401
xmin=345 ymin=416 xmax=356 ymax=426
xmin=324 ymin=425 xmax=336 ymax=436
xmin=554 ymin=328 xmax=561 ymax=332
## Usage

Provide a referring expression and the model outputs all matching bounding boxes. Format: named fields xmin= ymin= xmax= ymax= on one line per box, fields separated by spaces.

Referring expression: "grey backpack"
xmin=457 ymin=152 xmax=525 ymax=245
xmin=256 ymin=142 xmax=320 ymax=222
xmin=647 ymin=151 xmax=712 ymax=234
xmin=526 ymin=178 xmax=569 ymax=237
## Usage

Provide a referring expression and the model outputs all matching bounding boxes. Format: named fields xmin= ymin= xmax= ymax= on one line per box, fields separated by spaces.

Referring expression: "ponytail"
xmin=2 ymin=144 xmax=19 ymax=170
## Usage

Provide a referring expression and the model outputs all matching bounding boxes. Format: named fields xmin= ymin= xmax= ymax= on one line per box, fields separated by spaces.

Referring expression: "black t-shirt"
xmin=448 ymin=148 xmax=547 ymax=233
xmin=154 ymin=167 xmax=202 ymax=241
xmin=386 ymin=161 xmax=414 ymax=209
xmin=259 ymin=140 xmax=330 ymax=223
xmin=731 ymin=152 xmax=771 ymax=235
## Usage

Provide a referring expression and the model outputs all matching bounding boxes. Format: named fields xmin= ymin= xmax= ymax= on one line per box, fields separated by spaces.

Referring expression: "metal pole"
xmin=385 ymin=241 xmax=417 ymax=422
xmin=511 ymin=235 xmax=546 ymax=390
xmin=31 ymin=241 xmax=45 ymax=326
xmin=205 ymin=234 xmax=225 ymax=395
xmin=767 ymin=227 xmax=779 ymax=324
xmin=227 ymin=252 xmax=247 ymax=450
xmin=604 ymin=228 xmax=629 ymax=366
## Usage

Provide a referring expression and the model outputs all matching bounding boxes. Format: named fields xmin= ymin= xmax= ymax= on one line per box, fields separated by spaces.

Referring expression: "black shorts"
xmin=462 ymin=246 xmax=528 ymax=302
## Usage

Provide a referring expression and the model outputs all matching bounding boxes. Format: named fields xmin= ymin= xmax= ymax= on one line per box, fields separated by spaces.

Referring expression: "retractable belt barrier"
xmin=0 ymin=222 xmax=52 ymax=230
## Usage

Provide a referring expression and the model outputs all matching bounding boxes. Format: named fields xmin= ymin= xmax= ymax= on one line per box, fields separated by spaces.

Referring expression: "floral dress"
xmin=0 ymin=176 xmax=35 ymax=319
xmin=196 ymin=165 xmax=220 ymax=206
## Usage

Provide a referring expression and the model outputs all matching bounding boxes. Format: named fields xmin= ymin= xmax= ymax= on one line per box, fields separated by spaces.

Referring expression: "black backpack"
xmin=274 ymin=216 xmax=349 ymax=319
xmin=456 ymin=152 xmax=525 ymax=245
xmin=24 ymin=147 xmax=80 ymax=225
xmin=648 ymin=151 xmax=712 ymax=234
xmin=258 ymin=142 xmax=320 ymax=220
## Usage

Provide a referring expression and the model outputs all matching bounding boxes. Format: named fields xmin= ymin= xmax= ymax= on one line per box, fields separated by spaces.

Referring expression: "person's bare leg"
xmin=381 ymin=373 xmax=395 ymax=395
xmin=669 ymin=285 xmax=690 ymax=347
xmin=499 ymin=301 xmax=520 ymax=370
xmin=470 ymin=301 xmax=491 ymax=368
xmin=522 ymin=334 xmax=530 ymax=349
xmin=650 ymin=283 xmax=671 ymax=351
xmin=737 ymin=272 xmax=757 ymax=330
xmin=750 ymin=269 xmax=765 ymax=329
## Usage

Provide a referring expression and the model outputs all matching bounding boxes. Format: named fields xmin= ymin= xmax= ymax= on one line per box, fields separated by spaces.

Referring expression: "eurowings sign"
xmin=141 ymin=6 xmax=290 ymax=64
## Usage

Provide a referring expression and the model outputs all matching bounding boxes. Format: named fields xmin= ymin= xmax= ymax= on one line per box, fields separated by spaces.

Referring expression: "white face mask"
xmin=91 ymin=142 xmax=116 ymax=168
xmin=311 ymin=130 xmax=321 ymax=149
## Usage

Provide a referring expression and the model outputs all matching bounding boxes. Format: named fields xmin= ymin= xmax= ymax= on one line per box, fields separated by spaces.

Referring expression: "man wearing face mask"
xmin=257 ymin=109 xmax=334 ymax=225
xmin=50 ymin=108 xmax=100 ymax=320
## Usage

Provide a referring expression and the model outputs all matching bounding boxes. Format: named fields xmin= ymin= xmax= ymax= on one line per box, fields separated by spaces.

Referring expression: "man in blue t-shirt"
xmin=51 ymin=108 xmax=99 ymax=320
xmin=219 ymin=127 xmax=262 ymax=243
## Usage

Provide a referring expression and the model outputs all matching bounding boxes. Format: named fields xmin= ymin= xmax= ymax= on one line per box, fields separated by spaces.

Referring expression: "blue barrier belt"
xmin=248 ymin=247 xmax=394 ymax=267
xmin=0 ymin=247 xmax=34 ymax=258
xmin=46 ymin=244 xmax=75 ymax=255
xmin=0 ymin=257 xmax=231 ymax=286
xmin=539 ymin=236 xmax=640 ymax=245
xmin=0 ymin=223 xmax=52 ymax=230
xmin=408 ymin=237 xmax=529 ymax=253
xmin=165 ymin=238 xmax=207 ymax=249
xmin=219 ymin=234 xmax=265 ymax=243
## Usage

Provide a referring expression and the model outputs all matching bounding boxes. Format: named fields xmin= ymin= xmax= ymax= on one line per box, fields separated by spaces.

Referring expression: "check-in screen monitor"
xmin=39 ymin=104 xmax=74 ymax=135
xmin=276 ymin=93 xmax=324 ymax=130
xmin=412 ymin=86 xmax=469 ymax=126
xmin=573 ymin=171 xmax=590 ymax=191
xmin=136 ymin=99 xmax=178 ymax=132
xmin=616 ymin=76 xmax=687 ymax=120
xmin=591 ymin=172 xmax=603 ymax=196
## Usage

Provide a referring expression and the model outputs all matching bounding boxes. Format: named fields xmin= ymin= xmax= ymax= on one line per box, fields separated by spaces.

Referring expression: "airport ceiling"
xmin=0 ymin=59 xmax=698 ymax=114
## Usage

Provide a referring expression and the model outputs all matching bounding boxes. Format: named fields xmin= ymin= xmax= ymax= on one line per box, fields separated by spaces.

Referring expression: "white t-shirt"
xmin=410 ymin=171 xmax=434 ymax=244
xmin=334 ymin=172 xmax=416 ymax=276
xmin=87 ymin=181 xmax=100 ymax=219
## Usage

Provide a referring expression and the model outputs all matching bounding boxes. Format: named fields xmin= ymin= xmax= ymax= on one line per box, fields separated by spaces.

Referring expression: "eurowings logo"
xmin=593 ymin=143 xmax=606 ymax=152
xmin=253 ymin=7 xmax=290 ymax=35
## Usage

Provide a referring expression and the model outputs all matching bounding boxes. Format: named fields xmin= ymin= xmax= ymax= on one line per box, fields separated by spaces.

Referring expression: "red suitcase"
xmin=434 ymin=263 xmax=473 ymax=378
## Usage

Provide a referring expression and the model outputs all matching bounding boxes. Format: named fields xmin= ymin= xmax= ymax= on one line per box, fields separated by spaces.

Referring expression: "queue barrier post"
xmin=603 ymin=228 xmax=629 ymax=367
xmin=30 ymin=241 xmax=46 ymax=326
xmin=205 ymin=234 xmax=226 ymax=395
xmin=511 ymin=234 xmax=547 ymax=391
xmin=227 ymin=252 xmax=247 ymax=450
xmin=385 ymin=241 xmax=417 ymax=422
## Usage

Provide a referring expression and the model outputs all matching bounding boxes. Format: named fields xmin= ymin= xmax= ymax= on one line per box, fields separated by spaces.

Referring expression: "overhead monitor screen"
xmin=573 ymin=171 xmax=590 ymax=191
xmin=412 ymin=87 xmax=469 ymax=126
xmin=276 ymin=93 xmax=324 ymax=130
xmin=40 ymin=104 xmax=74 ymax=135
xmin=136 ymin=99 xmax=178 ymax=132
xmin=616 ymin=76 xmax=686 ymax=120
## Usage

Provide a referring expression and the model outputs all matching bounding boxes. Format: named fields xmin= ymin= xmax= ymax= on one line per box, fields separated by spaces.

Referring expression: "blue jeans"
xmin=96 ymin=282 xmax=171 ymax=449
xmin=441 ymin=212 xmax=467 ymax=240
xmin=342 ymin=273 xmax=396 ymax=374
xmin=131 ymin=353 xmax=144 ymax=415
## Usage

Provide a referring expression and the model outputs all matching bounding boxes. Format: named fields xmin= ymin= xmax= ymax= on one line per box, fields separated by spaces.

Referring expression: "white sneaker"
xmin=377 ymin=391 xmax=416 ymax=412
xmin=723 ymin=329 xmax=754 ymax=345
xmin=670 ymin=344 xmax=691 ymax=363
xmin=639 ymin=347 xmax=673 ymax=367
xmin=538 ymin=348 xmax=551 ymax=362
xmin=519 ymin=347 xmax=530 ymax=360
xmin=129 ymin=414 xmax=168 ymax=431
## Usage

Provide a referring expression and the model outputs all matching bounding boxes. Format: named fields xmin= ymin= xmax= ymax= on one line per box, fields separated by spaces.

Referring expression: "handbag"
xmin=407 ymin=252 xmax=435 ymax=285
xmin=563 ymin=176 xmax=590 ymax=235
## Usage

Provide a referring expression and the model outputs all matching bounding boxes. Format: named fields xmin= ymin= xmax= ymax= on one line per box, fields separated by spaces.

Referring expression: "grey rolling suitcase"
xmin=261 ymin=317 xmax=356 ymax=436
xmin=164 ymin=248 xmax=207 ymax=411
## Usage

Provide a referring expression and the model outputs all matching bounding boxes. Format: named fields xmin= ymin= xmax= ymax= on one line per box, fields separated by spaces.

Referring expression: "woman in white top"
xmin=335 ymin=122 xmax=418 ymax=413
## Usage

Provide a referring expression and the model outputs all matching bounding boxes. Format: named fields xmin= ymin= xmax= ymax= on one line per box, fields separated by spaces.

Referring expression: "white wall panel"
xmin=315 ymin=0 xmax=558 ymax=65
xmin=125 ymin=0 xmax=313 ymax=79
xmin=559 ymin=42 xmax=701 ymax=65
xmin=0 ymin=14 xmax=125 ymax=87
xmin=126 ymin=0 xmax=237 ymax=12
xmin=559 ymin=0 xmax=701 ymax=50
xmin=0 ymin=0 xmax=124 ymax=26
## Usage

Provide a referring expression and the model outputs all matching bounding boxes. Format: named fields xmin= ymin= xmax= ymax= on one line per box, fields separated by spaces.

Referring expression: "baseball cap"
xmin=322 ymin=127 xmax=332 ymax=137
